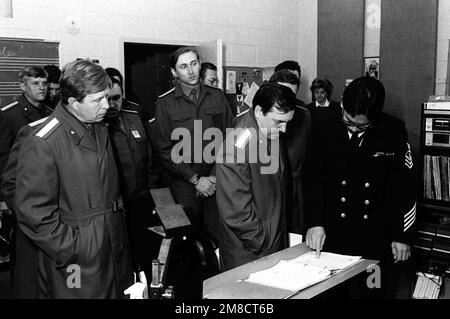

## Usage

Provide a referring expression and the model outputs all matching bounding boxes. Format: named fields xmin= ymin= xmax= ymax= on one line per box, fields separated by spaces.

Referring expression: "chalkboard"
xmin=0 ymin=38 xmax=59 ymax=106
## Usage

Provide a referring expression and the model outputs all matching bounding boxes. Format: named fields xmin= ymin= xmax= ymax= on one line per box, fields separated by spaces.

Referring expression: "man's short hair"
xmin=268 ymin=70 xmax=300 ymax=85
xmin=274 ymin=60 xmax=301 ymax=75
xmin=200 ymin=62 xmax=217 ymax=80
xmin=310 ymin=77 xmax=334 ymax=100
xmin=60 ymin=59 xmax=111 ymax=105
xmin=169 ymin=47 xmax=200 ymax=69
xmin=253 ymin=82 xmax=296 ymax=115
xmin=43 ymin=65 xmax=61 ymax=84
xmin=342 ymin=76 xmax=385 ymax=119
xmin=105 ymin=67 xmax=123 ymax=87
xmin=18 ymin=66 xmax=48 ymax=84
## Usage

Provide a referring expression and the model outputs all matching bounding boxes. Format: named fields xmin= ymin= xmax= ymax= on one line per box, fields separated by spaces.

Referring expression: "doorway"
xmin=124 ymin=43 xmax=183 ymax=120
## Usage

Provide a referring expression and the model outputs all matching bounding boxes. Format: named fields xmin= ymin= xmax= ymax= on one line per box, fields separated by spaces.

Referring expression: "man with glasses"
xmin=303 ymin=76 xmax=417 ymax=298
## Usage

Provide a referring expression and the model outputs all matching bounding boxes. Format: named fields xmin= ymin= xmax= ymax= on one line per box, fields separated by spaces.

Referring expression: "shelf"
xmin=422 ymin=145 xmax=450 ymax=152
xmin=418 ymin=202 xmax=450 ymax=213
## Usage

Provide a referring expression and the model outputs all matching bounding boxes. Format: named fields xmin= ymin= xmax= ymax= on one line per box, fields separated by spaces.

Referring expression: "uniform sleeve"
xmin=15 ymin=136 xmax=79 ymax=267
xmin=155 ymin=98 xmax=197 ymax=182
xmin=390 ymin=124 xmax=417 ymax=244
xmin=0 ymin=125 xmax=33 ymax=209
xmin=302 ymin=111 xmax=326 ymax=229
xmin=0 ymin=113 xmax=14 ymax=189
xmin=216 ymin=144 xmax=270 ymax=254
xmin=209 ymin=93 xmax=233 ymax=177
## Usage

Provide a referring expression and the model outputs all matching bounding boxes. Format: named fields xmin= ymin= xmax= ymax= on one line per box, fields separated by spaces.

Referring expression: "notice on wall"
xmin=226 ymin=71 xmax=236 ymax=94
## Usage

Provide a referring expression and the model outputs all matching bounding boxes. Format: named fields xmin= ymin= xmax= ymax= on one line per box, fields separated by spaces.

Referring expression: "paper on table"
xmin=244 ymin=252 xmax=362 ymax=292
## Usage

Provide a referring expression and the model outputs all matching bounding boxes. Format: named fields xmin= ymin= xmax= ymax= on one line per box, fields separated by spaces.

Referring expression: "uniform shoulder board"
xmin=1 ymin=101 xmax=18 ymax=112
xmin=236 ymin=109 xmax=250 ymax=118
xmin=158 ymin=87 xmax=175 ymax=99
xmin=148 ymin=117 xmax=155 ymax=123
xmin=234 ymin=128 xmax=253 ymax=149
xmin=122 ymin=109 xmax=138 ymax=114
xmin=29 ymin=117 xmax=49 ymax=128
xmin=35 ymin=117 xmax=60 ymax=139
xmin=127 ymin=100 xmax=140 ymax=106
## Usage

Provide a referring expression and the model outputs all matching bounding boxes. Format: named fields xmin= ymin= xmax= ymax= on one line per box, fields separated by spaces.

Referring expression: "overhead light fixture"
xmin=0 ymin=0 xmax=13 ymax=18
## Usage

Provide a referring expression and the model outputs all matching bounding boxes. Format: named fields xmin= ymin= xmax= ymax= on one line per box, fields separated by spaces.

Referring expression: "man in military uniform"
xmin=155 ymin=47 xmax=232 ymax=244
xmin=105 ymin=76 xmax=156 ymax=196
xmin=0 ymin=66 xmax=53 ymax=139
xmin=304 ymin=76 xmax=417 ymax=298
xmin=269 ymin=70 xmax=311 ymax=236
xmin=14 ymin=59 xmax=133 ymax=298
xmin=43 ymin=65 xmax=62 ymax=109
xmin=216 ymin=83 xmax=296 ymax=271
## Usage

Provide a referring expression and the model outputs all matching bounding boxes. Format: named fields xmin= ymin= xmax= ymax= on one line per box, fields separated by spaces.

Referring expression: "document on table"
xmin=244 ymin=252 xmax=361 ymax=292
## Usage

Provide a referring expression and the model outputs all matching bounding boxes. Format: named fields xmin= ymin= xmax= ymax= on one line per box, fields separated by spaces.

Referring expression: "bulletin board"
xmin=223 ymin=66 xmax=271 ymax=116
xmin=0 ymin=38 xmax=59 ymax=106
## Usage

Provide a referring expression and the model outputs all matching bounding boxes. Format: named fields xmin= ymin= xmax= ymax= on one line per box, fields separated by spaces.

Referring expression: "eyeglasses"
xmin=341 ymin=111 xmax=372 ymax=132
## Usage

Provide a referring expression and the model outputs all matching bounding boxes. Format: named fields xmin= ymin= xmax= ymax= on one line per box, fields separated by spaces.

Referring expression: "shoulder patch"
xmin=148 ymin=117 xmax=155 ymax=123
xmin=1 ymin=101 xmax=18 ymax=112
xmin=29 ymin=117 xmax=48 ymax=128
xmin=122 ymin=109 xmax=138 ymax=114
xmin=127 ymin=100 xmax=139 ymax=106
xmin=158 ymin=87 xmax=175 ymax=99
xmin=236 ymin=109 xmax=250 ymax=118
xmin=235 ymin=128 xmax=253 ymax=149
xmin=36 ymin=117 xmax=60 ymax=139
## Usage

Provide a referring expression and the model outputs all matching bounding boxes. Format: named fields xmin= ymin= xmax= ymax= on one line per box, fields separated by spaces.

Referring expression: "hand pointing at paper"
xmin=306 ymin=226 xmax=326 ymax=257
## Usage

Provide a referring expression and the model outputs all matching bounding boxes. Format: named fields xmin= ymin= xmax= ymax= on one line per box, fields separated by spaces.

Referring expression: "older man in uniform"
xmin=14 ymin=59 xmax=133 ymax=298
xmin=155 ymin=47 xmax=233 ymax=244
xmin=304 ymin=76 xmax=417 ymax=298
xmin=216 ymin=83 xmax=295 ymax=271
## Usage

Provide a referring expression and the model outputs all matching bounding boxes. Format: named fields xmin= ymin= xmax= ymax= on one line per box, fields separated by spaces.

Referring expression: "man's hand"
xmin=391 ymin=241 xmax=411 ymax=263
xmin=195 ymin=176 xmax=215 ymax=197
xmin=305 ymin=226 xmax=326 ymax=257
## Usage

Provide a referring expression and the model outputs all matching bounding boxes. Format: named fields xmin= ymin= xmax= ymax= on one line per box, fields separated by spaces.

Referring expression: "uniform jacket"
xmin=14 ymin=103 xmax=133 ymax=298
xmin=216 ymin=110 xmax=288 ymax=271
xmin=155 ymin=82 xmax=233 ymax=182
xmin=304 ymin=110 xmax=417 ymax=260
xmin=305 ymin=99 xmax=341 ymax=114
xmin=0 ymin=94 xmax=53 ymax=138
xmin=107 ymin=104 xmax=154 ymax=196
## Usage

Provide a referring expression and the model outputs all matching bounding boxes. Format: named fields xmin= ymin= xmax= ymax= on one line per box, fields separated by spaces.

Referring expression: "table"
xmin=203 ymin=243 xmax=378 ymax=299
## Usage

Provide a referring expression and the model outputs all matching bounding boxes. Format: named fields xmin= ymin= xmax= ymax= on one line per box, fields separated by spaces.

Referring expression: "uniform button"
xmin=341 ymin=197 xmax=346 ymax=203
xmin=70 ymin=130 xmax=75 ymax=135
xmin=365 ymin=182 xmax=370 ymax=188
xmin=363 ymin=214 xmax=369 ymax=220
xmin=24 ymin=108 xmax=28 ymax=111
xmin=341 ymin=180 xmax=347 ymax=186
xmin=341 ymin=213 xmax=346 ymax=218
xmin=364 ymin=200 xmax=370 ymax=205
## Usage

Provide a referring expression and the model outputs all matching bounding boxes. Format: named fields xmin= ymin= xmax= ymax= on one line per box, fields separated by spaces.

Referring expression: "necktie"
xmin=190 ymin=89 xmax=197 ymax=104
xmin=349 ymin=132 xmax=361 ymax=153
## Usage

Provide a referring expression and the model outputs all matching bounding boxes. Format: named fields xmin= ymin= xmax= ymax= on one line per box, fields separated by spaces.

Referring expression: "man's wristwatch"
xmin=191 ymin=176 xmax=200 ymax=186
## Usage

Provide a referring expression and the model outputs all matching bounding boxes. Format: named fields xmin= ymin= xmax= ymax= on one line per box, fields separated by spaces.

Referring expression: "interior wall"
xmin=0 ymin=0 xmax=299 ymax=70
xmin=317 ymin=0 xmax=365 ymax=102
xmin=436 ymin=0 xmax=450 ymax=95
xmin=380 ymin=0 xmax=438 ymax=157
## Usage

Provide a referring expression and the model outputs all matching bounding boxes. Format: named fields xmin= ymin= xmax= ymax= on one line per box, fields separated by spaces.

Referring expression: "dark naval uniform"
xmin=0 ymin=95 xmax=53 ymax=139
xmin=216 ymin=110 xmax=289 ymax=271
xmin=155 ymin=83 xmax=233 ymax=239
xmin=304 ymin=110 xmax=417 ymax=296
xmin=14 ymin=103 xmax=133 ymax=298
xmin=107 ymin=104 xmax=155 ymax=196
xmin=283 ymin=104 xmax=311 ymax=235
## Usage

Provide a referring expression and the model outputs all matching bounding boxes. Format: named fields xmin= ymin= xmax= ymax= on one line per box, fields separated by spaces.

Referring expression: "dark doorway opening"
xmin=124 ymin=43 xmax=184 ymax=120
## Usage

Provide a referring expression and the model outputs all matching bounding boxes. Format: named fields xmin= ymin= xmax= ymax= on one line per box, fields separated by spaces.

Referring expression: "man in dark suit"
xmin=304 ymin=76 xmax=417 ymax=298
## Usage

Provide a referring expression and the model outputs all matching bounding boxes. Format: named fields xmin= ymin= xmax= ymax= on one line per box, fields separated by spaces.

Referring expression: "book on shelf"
xmin=413 ymin=272 xmax=443 ymax=299
xmin=423 ymin=155 xmax=450 ymax=202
